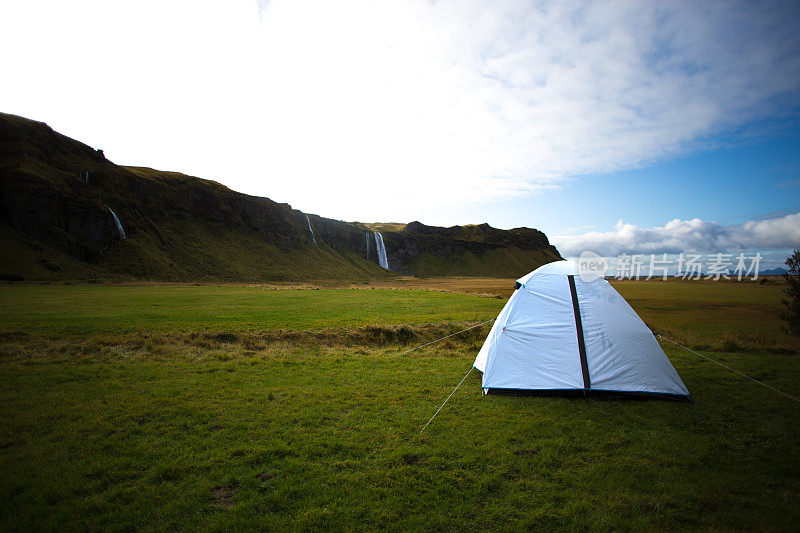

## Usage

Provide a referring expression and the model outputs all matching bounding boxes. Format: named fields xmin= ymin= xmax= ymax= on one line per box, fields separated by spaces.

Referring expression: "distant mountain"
xmin=761 ymin=267 xmax=788 ymax=276
xmin=0 ymin=112 xmax=561 ymax=281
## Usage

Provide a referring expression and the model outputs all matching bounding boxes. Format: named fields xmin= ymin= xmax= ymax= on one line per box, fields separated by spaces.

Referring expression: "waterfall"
xmin=374 ymin=232 xmax=388 ymax=269
xmin=305 ymin=214 xmax=316 ymax=243
xmin=104 ymin=204 xmax=126 ymax=240
xmin=365 ymin=231 xmax=370 ymax=259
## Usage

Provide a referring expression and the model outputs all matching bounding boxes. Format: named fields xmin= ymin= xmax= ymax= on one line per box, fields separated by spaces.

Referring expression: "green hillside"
xmin=0 ymin=112 xmax=560 ymax=281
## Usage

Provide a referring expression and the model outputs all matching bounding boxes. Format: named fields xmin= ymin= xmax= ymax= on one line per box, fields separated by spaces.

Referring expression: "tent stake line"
xmin=419 ymin=366 xmax=474 ymax=434
xmin=390 ymin=319 xmax=494 ymax=359
xmin=658 ymin=334 xmax=800 ymax=404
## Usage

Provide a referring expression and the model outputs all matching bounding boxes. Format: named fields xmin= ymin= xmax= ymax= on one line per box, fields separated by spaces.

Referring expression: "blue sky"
xmin=473 ymin=121 xmax=800 ymax=235
xmin=429 ymin=118 xmax=800 ymax=269
xmin=1 ymin=0 xmax=799 ymax=267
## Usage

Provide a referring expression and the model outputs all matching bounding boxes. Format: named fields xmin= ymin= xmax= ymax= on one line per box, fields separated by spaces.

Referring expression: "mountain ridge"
xmin=0 ymin=112 xmax=561 ymax=281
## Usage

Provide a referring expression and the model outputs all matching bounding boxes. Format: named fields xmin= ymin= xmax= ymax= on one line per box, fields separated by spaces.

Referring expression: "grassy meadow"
xmin=0 ymin=278 xmax=798 ymax=530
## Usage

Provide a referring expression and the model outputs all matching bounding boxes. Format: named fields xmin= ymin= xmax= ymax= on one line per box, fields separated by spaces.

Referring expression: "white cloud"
xmin=554 ymin=212 xmax=800 ymax=257
xmin=1 ymin=0 xmax=799 ymax=222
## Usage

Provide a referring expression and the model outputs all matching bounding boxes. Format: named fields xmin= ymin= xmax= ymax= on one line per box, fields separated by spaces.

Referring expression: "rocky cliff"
xmin=0 ymin=112 xmax=560 ymax=281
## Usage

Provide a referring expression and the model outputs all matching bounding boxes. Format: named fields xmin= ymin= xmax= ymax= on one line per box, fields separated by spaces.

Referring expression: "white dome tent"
xmin=474 ymin=261 xmax=691 ymax=400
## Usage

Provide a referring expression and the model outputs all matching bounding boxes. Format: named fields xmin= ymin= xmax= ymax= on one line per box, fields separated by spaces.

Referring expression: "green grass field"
xmin=0 ymin=285 xmax=500 ymax=335
xmin=0 ymin=280 xmax=798 ymax=530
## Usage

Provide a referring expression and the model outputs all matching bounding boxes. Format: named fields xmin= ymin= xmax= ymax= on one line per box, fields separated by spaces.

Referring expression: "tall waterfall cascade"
xmin=374 ymin=232 xmax=389 ymax=269
xmin=104 ymin=204 xmax=126 ymax=240
xmin=305 ymin=215 xmax=316 ymax=244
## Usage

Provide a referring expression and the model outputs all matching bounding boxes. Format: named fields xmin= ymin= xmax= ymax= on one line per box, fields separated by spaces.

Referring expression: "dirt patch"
xmin=211 ymin=481 xmax=240 ymax=508
xmin=256 ymin=471 xmax=276 ymax=481
xmin=401 ymin=453 xmax=423 ymax=466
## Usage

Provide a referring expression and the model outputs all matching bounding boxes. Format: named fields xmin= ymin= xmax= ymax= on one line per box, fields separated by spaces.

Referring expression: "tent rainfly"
xmin=474 ymin=261 xmax=691 ymax=400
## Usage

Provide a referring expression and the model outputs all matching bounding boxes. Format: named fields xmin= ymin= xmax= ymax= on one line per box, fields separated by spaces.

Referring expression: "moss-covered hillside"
xmin=0 ymin=112 xmax=560 ymax=281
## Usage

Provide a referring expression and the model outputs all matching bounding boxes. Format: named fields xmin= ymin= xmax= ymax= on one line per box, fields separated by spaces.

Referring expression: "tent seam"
xmin=567 ymin=275 xmax=591 ymax=390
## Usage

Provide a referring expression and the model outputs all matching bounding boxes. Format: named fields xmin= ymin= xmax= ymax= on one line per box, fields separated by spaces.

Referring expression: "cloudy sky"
xmin=2 ymin=0 xmax=800 ymax=265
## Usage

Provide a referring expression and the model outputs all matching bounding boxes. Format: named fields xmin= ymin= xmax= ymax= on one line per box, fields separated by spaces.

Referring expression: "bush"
xmin=780 ymin=250 xmax=800 ymax=338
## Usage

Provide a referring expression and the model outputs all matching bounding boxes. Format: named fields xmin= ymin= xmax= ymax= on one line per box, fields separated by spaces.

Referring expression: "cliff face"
xmin=0 ymin=115 xmax=119 ymax=262
xmin=379 ymin=221 xmax=560 ymax=276
xmin=0 ymin=112 xmax=560 ymax=281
